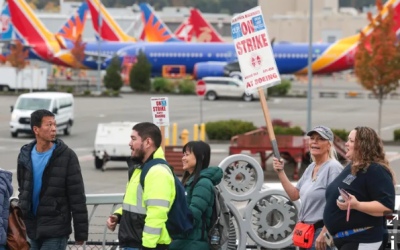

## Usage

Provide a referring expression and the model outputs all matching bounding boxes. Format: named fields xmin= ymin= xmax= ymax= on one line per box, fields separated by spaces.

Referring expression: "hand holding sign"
xmin=231 ymin=6 xmax=281 ymax=161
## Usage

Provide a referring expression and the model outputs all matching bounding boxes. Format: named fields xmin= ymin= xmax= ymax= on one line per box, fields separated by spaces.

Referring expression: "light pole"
xmin=307 ymin=0 xmax=313 ymax=132
xmin=97 ymin=0 xmax=102 ymax=92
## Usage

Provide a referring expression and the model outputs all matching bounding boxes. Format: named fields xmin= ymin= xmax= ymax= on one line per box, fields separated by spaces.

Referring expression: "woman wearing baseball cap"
xmin=273 ymin=125 xmax=343 ymax=250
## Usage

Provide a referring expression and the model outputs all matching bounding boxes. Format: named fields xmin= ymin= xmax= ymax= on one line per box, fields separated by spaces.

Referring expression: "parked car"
xmin=202 ymin=77 xmax=265 ymax=102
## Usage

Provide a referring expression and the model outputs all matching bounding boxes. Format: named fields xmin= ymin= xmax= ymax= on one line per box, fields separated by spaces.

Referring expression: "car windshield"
xmin=16 ymin=98 xmax=51 ymax=111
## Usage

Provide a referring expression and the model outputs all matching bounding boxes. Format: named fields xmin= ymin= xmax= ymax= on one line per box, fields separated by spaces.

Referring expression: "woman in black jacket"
xmin=323 ymin=126 xmax=396 ymax=250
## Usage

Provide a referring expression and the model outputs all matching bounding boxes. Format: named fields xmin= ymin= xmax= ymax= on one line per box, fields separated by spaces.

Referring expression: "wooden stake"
xmin=258 ymin=88 xmax=281 ymax=160
xmin=161 ymin=125 xmax=165 ymax=152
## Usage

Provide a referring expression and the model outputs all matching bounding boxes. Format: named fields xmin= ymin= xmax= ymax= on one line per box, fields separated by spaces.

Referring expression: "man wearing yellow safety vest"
xmin=106 ymin=122 xmax=176 ymax=250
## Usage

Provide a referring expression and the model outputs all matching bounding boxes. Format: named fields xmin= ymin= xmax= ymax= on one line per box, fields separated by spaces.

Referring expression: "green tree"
xmin=104 ymin=56 xmax=123 ymax=91
xmin=129 ymin=51 xmax=152 ymax=91
xmin=354 ymin=0 xmax=400 ymax=135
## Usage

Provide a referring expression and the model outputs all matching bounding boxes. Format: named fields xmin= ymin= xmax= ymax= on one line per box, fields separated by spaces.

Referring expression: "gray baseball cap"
xmin=306 ymin=126 xmax=334 ymax=142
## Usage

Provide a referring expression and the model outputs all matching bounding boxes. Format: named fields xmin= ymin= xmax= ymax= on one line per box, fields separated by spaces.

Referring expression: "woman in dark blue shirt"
xmin=323 ymin=126 xmax=396 ymax=250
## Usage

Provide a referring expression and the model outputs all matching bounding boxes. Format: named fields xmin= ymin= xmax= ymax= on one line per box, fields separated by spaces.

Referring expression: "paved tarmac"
xmin=0 ymin=77 xmax=399 ymax=246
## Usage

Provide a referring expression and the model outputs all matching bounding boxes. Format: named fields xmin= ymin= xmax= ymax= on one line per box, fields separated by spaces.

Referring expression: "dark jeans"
xmin=29 ymin=236 xmax=68 ymax=250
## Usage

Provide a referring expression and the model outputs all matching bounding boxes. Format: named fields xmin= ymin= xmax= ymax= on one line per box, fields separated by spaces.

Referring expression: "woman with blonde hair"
xmin=323 ymin=126 xmax=396 ymax=250
xmin=273 ymin=126 xmax=343 ymax=250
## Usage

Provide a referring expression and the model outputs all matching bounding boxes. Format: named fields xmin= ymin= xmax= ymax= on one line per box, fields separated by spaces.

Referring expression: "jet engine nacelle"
xmin=193 ymin=61 xmax=226 ymax=79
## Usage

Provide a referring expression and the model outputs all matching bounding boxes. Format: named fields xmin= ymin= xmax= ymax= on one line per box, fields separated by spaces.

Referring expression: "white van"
xmin=202 ymin=77 xmax=264 ymax=102
xmin=10 ymin=92 xmax=74 ymax=138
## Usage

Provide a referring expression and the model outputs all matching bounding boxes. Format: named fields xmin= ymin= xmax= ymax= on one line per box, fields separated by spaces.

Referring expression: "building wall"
xmin=259 ymin=0 xmax=369 ymax=43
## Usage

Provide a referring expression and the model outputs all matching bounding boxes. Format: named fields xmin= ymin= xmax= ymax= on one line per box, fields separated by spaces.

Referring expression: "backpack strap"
xmin=140 ymin=158 xmax=170 ymax=189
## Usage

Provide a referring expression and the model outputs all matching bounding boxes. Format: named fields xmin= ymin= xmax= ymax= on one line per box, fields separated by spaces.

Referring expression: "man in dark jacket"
xmin=0 ymin=169 xmax=13 ymax=250
xmin=17 ymin=109 xmax=88 ymax=250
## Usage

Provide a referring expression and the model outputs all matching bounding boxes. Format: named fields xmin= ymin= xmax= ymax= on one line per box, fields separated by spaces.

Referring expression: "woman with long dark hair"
xmin=323 ymin=126 xmax=396 ymax=250
xmin=169 ymin=141 xmax=223 ymax=250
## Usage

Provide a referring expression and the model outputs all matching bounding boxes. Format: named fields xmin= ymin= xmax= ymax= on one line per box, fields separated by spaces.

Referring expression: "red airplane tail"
xmin=190 ymin=8 xmax=224 ymax=42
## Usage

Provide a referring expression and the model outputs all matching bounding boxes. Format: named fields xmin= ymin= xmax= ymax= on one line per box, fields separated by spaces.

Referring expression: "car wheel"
xmin=11 ymin=132 xmax=18 ymax=138
xmin=206 ymin=91 xmax=217 ymax=101
xmin=243 ymin=94 xmax=253 ymax=102
xmin=63 ymin=122 xmax=71 ymax=136
xmin=95 ymin=156 xmax=103 ymax=169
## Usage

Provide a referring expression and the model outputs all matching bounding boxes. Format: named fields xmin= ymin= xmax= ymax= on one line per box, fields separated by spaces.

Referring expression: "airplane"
xmin=139 ymin=3 xmax=182 ymax=42
xmin=86 ymin=0 xmax=136 ymax=42
xmin=107 ymin=0 xmax=400 ymax=80
xmin=174 ymin=16 xmax=194 ymax=42
xmin=6 ymin=0 xmax=90 ymax=68
xmin=139 ymin=5 xmax=225 ymax=43
xmin=189 ymin=8 xmax=225 ymax=43
xmin=0 ymin=3 xmax=13 ymax=41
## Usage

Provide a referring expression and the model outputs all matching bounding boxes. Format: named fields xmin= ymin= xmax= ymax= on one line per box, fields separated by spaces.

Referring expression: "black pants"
xmin=334 ymin=238 xmax=384 ymax=250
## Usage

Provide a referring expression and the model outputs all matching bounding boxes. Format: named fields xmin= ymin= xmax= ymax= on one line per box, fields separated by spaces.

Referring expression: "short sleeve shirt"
xmin=296 ymin=159 xmax=343 ymax=224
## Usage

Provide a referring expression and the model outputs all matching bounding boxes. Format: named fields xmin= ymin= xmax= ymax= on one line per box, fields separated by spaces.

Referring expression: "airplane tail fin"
xmin=174 ymin=17 xmax=194 ymax=41
xmin=57 ymin=2 xmax=88 ymax=41
xmin=139 ymin=3 xmax=182 ymax=42
xmin=0 ymin=3 xmax=14 ymax=40
xmin=8 ymin=0 xmax=54 ymax=44
xmin=190 ymin=8 xmax=224 ymax=42
xmin=87 ymin=0 xmax=136 ymax=42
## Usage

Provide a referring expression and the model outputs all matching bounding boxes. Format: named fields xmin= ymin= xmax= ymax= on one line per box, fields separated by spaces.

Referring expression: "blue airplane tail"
xmin=57 ymin=2 xmax=88 ymax=41
xmin=139 ymin=3 xmax=182 ymax=42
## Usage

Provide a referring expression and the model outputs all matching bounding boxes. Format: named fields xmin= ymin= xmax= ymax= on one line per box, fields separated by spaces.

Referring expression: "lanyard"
xmin=333 ymin=227 xmax=373 ymax=239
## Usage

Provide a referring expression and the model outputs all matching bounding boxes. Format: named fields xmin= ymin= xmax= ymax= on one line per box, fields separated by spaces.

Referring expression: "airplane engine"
xmin=193 ymin=61 xmax=226 ymax=79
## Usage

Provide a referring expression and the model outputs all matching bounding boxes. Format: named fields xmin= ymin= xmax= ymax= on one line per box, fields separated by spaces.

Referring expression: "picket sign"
xmin=231 ymin=6 xmax=281 ymax=160
xmin=150 ymin=97 xmax=170 ymax=152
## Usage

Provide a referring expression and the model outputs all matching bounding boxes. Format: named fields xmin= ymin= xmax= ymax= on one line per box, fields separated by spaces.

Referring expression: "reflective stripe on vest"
xmin=123 ymin=183 xmax=146 ymax=214
xmin=145 ymin=199 xmax=170 ymax=208
xmin=123 ymin=164 xmax=172 ymax=214
xmin=144 ymin=225 xmax=162 ymax=235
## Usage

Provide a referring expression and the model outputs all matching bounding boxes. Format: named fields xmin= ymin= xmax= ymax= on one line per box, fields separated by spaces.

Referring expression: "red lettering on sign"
xmin=153 ymin=106 xmax=166 ymax=112
xmin=241 ymin=20 xmax=254 ymax=35
xmin=235 ymin=33 xmax=269 ymax=55
xmin=236 ymin=42 xmax=243 ymax=55
xmin=254 ymin=73 xmax=278 ymax=85
xmin=246 ymin=39 xmax=253 ymax=53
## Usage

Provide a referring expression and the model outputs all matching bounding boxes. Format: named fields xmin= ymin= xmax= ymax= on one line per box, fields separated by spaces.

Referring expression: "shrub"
xmin=48 ymin=84 xmax=55 ymax=91
xmin=112 ymin=90 xmax=120 ymax=97
xmin=267 ymin=79 xmax=292 ymax=96
xmin=153 ymin=78 xmax=174 ymax=93
xmin=394 ymin=129 xmax=400 ymax=141
xmin=104 ymin=56 xmax=123 ymax=91
xmin=129 ymin=51 xmax=151 ymax=91
xmin=66 ymin=87 xmax=73 ymax=93
xmin=272 ymin=119 xmax=291 ymax=128
xmin=83 ymin=90 xmax=91 ymax=96
xmin=178 ymin=79 xmax=195 ymax=94
xmin=331 ymin=129 xmax=350 ymax=141
xmin=102 ymin=89 xmax=110 ymax=96
xmin=205 ymin=120 xmax=257 ymax=140
xmin=274 ymin=126 xmax=304 ymax=136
